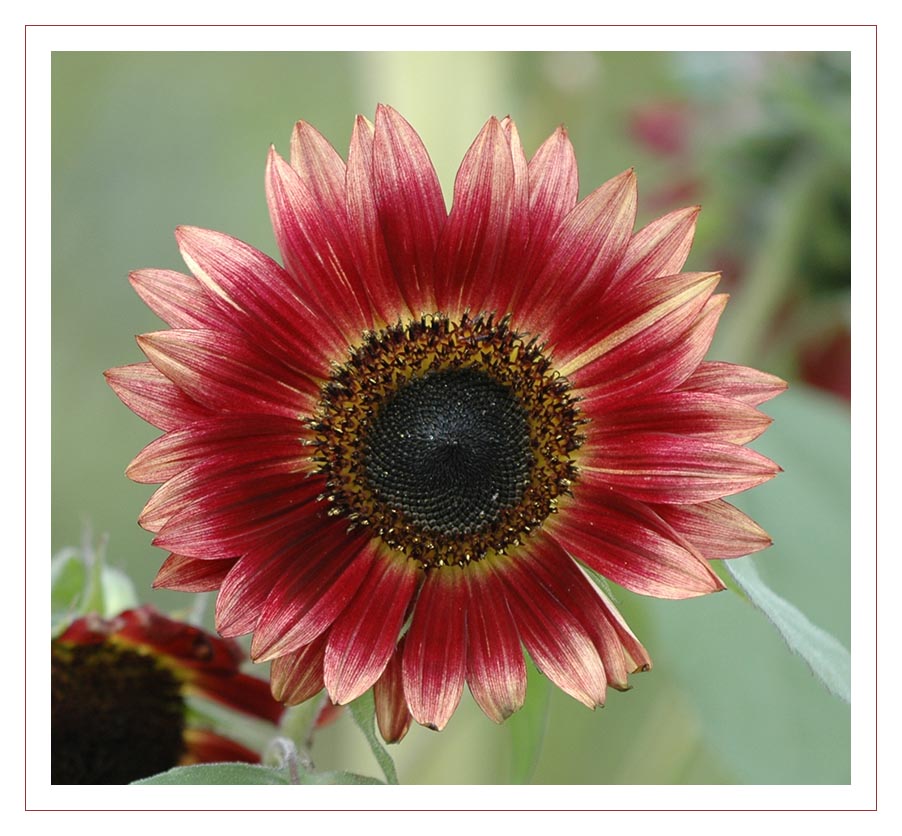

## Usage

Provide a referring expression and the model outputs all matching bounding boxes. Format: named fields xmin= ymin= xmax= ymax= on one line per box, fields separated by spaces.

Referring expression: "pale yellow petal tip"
xmin=355 ymin=113 xmax=375 ymax=132
xmin=622 ymin=166 xmax=637 ymax=180
xmin=265 ymin=145 xmax=289 ymax=169
xmin=173 ymin=224 xmax=206 ymax=250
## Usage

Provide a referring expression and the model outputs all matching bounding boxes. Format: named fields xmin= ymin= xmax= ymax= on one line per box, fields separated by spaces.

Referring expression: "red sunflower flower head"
xmin=52 ymin=605 xmax=283 ymax=783
xmin=106 ymin=105 xmax=784 ymax=741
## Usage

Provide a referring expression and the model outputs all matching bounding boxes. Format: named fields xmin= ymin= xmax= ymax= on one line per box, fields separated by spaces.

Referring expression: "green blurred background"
xmin=51 ymin=52 xmax=851 ymax=784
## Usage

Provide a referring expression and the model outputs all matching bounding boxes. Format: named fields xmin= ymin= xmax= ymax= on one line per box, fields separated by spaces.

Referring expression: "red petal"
xmin=402 ymin=565 xmax=468 ymax=731
xmin=574 ymin=291 xmax=728 ymax=405
xmin=594 ymin=390 xmax=773 ymax=445
xmin=266 ymin=146 xmax=374 ymax=339
xmin=185 ymin=668 xmax=284 ymax=724
xmin=176 ymin=226 xmax=345 ymax=369
xmin=433 ymin=117 xmax=515 ymax=317
xmin=591 ymin=584 xmax=652 ymax=675
xmin=522 ymin=534 xmax=650 ymax=689
xmin=374 ymin=637 xmax=413 ymax=743
xmin=652 ymin=498 xmax=774 ymax=559
xmin=345 ymin=115 xmax=412 ymax=323
xmin=324 ymin=550 xmax=421 ymax=705
xmin=464 ymin=561 xmax=527 ymax=723
xmin=678 ymin=361 xmax=789 ymax=406
xmin=147 ymin=469 xmax=325 ymax=557
xmin=181 ymin=728 xmax=261 ymax=765
xmin=269 ymin=632 xmax=329 ymax=706
xmin=561 ymin=271 xmax=719 ymax=383
xmin=290 ymin=119 xmax=346 ymax=184
xmin=496 ymin=117 xmax=531 ymax=277
xmin=137 ymin=329 xmax=317 ymax=417
xmin=496 ymin=547 xmax=607 ymax=708
xmin=213 ymin=514 xmax=347 ymax=638
xmin=214 ymin=524 xmax=326 ymax=638
xmin=217 ymin=548 xmax=292 ymax=639
xmin=71 ymin=606 xmax=246 ymax=674
xmin=127 ymin=414 xmax=311 ymax=484
xmin=105 ymin=363 xmax=212 ymax=432
xmin=549 ymin=491 xmax=725 ymax=598
xmin=526 ymin=126 xmax=579 ymax=265
xmin=522 ymin=170 xmax=637 ymax=341
xmin=250 ymin=534 xmax=378 ymax=662
xmin=137 ymin=433 xmax=312 ymax=529
xmin=129 ymin=269 xmax=223 ymax=330
xmin=581 ymin=431 xmax=781 ymax=504
xmin=152 ymin=553 xmax=237 ymax=592
xmin=372 ymin=104 xmax=446 ymax=314
xmin=610 ymin=206 xmax=700 ymax=292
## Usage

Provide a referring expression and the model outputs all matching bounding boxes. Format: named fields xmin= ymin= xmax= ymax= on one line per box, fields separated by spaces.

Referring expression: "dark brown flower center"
xmin=51 ymin=640 xmax=186 ymax=784
xmin=312 ymin=314 xmax=583 ymax=568
xmin=365 ymin=368 xmax=533 ymax=538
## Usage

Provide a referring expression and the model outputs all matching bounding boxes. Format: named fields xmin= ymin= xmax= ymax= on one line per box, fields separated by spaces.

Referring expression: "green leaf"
xmin=726 ymin=557 xmax=850 ymax=703
xmin=133 ymin=763 xmax=291 ymax=785
xmin=506 ymin=658 xmax=552 ymax=784
xmin=642 ymin=384 xmax=851 ymax=783
xmin=347 ymin=691 xmax=399 ymax=785
xmin=295 ymin=770 xmax=384 ymax=785
xmin=51 ymin=540 xmax=140 ymax=630
xmin=99 ymin=565 xmax=138 ymax=617
xmin=51 ymin=549 xmax=87 ymax=630
xmin=726 ymin=383 xmax=851 ymax=706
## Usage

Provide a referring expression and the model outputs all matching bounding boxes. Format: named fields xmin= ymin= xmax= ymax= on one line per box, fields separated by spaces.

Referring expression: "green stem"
xmin=278 ymin=693 xmax=327 ymax=772
xmin=348 ymin=691 xmax=400 ymax=785
xmin=80 ymin=529 xmax=108 ymax=615
xmin=268 ymin=738 xmax=302 ymax=784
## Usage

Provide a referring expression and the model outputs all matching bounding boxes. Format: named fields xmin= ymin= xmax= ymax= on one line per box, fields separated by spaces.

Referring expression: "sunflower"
xmin=51 ymin=606 xmax=283 ymax=783
xmin=106 ymin=106 xmax=783 ymax=742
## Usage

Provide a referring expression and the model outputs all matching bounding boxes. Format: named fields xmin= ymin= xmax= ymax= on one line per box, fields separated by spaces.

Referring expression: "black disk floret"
xmin=51 ymin=641 xmax=186 ymax=784
xmin=311 ymin=313 xmax=583 ymax=568
xmin=365 ymin=368 xmax=533 ymax=538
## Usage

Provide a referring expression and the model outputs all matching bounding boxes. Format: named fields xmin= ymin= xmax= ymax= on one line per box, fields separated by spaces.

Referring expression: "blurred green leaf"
xmin=348 ymin=691 xmax=399 ymax=785
xmin=506 ymin=658 xmax=552 ymax=784
xmin=99 ymin=565 xmax=138 ymax=617
xmin=293 ymin=770 xmax=384 ymax=785
xmin=51 ymin=538 xmax=139 ymax=629
xmin=734 ymin=384 xmax=851 ymax=645
xmin=644 ymin=384 xmax=850 ymax=783
xmin=726 ymin=557 xmax=850 ymax=703
xmin=133 ymin=762 xmax=384 ymax=785
xmin=133 ymin=763 xmax=290 ymax=785
xmin=51 ymin=549 xmax=87 ymax=631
